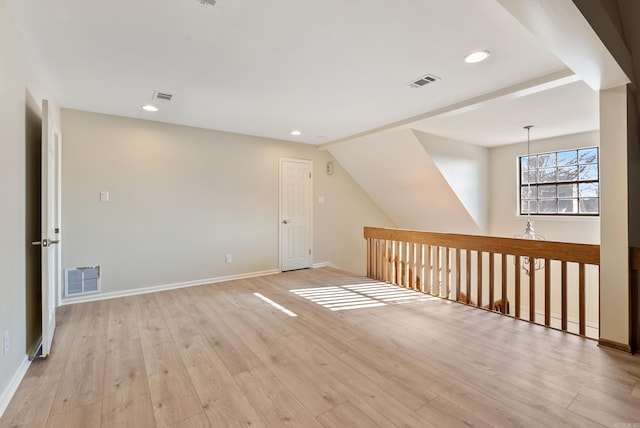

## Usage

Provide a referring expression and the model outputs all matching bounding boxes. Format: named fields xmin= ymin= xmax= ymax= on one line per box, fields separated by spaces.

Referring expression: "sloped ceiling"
xmin=328 ymin=129 xmax=481 ymax=234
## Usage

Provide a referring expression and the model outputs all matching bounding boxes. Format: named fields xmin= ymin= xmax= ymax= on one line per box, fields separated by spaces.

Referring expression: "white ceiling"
xmin=4 ymin=0 xmax=599 ymax=146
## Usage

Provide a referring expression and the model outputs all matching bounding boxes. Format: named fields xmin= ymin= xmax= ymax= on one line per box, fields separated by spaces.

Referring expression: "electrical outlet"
xmin=3 ymin=331 xmax=9 ymax=355
xmin=225 ymin=254 xmax=232 ymax=264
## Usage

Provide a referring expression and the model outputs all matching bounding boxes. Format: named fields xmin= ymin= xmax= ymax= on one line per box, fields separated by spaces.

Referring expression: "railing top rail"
xmin=364 ymin=227 xmax=599 ymax=265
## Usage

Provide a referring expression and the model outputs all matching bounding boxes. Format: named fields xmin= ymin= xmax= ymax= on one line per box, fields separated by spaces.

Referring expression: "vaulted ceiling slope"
xmin=329 ymin=129 xmax=488 ymax=234
xmin=3 ymin=0 xmax=611 ymax=146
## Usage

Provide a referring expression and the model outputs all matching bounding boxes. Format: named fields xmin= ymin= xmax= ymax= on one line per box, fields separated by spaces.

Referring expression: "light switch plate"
xmin=100 ymin=191 xmax=109 ymax=202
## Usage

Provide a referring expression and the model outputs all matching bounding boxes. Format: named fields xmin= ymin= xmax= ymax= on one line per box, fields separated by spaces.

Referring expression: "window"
xmin=519 ymin=147 xmax=599 ymax=216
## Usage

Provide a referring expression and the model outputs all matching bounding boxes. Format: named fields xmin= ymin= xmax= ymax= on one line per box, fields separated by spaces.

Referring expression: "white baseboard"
xmin=60 ymin=268 xmax=280 ymax=305
xmin=518 ymin=306 xmax=599 ymax=338
xmin=0 ymin=356 xmax=31 ymax=419
xmin=313 ymin=261 xmax=337 ymax=269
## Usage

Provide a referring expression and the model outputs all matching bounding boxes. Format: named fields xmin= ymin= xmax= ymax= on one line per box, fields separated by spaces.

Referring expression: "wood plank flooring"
xmin=1 ymin=267 xmax=639 ymax=427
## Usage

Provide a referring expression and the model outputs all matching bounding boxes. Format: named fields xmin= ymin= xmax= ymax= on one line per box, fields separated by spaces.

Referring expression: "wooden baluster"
xmin=417 ymin=244 xmax=424 ymax=292
xmin=477 ymin=251 xmax=483 ymax=308
xmin=404 ymin=242 xmax=410 ymax=288
xmin=370 ymin=239 xmax=374 ymax=279
xmin=397 ymin=241 xmax=402 ymax=286
xmin=379 ymin=240 xmax=384 ymax=281
xmin=395 ymin=240 xmax=400 ymax=286
xmin=445 ymin=248 xmax=451 ymax=298
xmin=426 ymin=245 xmax=432 ymax=295
xmin=378 ymin=239 xmax=383 ymax=281
xmin=466 ymin=249 xmax=471 ymax=303
xmin=489 ymin=253 xmax=495 ymax=310
xmin=386 ymin=240 xmax=391 ymax=283
xmin=579 ymin=263 xmax=586 ymax=336
xmin=544 ymin=259 xmax=551 ymax=327
xmin=435 ymin=246 xmax=441 ymax=296
xmin=409 ymin=242 xmax=416 ymax=289
xmin=389 ymin=241 xmax=398 ymax=285
xmin=373 ymin=239 xmax=380 ymax=279
xmin=561 ymin=261 xmax=568 ymax=331
xmin=399 ymin=242 xmax=405 ymax=287
xmin=396 ymin=240 xmax=401 ymax=286
xmin=366 ymin=238 xmax=372 ymax=278
xmin=529 ymin=257 xmax=535 ymax=323
xmin=382 ymin=240 xmax=388 ymax=283
xmin=455 ymin=248 xmax=461 ymax=302
xmin=515 ymin=255 xmax=521 ymax=318
xmin=501 ymin=253 xmax=507 ymax=314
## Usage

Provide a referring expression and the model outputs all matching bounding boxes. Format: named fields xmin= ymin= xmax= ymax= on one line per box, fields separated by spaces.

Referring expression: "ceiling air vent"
xmin=408 ymin=74 xmax=441 ymax=89
xmin=152 ymin=91 xmax=173 ymax=102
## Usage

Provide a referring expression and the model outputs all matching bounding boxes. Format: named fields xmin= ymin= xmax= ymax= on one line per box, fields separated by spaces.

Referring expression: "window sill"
xmin=515 ymin=214 xmax=600 ymax=222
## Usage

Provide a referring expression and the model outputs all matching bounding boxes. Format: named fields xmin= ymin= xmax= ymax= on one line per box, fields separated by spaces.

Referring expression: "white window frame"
xmin=518 ymin=147 xmax=599 ymax=217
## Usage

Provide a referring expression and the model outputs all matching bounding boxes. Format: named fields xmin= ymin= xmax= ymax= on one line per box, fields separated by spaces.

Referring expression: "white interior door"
xmin=38 ymin=100 xmax=61 ymax=357
xmin=280 ymin=159 xmax=312 ymax=271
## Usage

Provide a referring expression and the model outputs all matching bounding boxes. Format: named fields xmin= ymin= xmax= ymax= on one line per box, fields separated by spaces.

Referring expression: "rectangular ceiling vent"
xmin=408 ymin=74 xmax=441 ymax=89
xmin=152 ymin=91 xmax=173 ymax=102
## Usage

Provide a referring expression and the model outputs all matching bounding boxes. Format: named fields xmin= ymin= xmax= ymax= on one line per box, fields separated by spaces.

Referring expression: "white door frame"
xmin=279 ymin=157 xmax=313 ymax=271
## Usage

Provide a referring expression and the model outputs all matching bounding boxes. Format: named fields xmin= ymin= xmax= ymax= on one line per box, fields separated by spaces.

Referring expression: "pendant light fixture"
xmin=515 ymin=125 xmax=545 ymax=275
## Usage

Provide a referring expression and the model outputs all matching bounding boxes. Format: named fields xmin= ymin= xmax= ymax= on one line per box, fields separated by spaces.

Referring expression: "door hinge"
xmin=309 ymin=249 xmax=311 ymax=255
xmin=309 ymin=172 xmax=311 ymax=179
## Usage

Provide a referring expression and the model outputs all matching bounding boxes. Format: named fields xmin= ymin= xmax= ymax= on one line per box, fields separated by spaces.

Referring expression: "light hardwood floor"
xmin=1 ymin=267 xmax=639 ymax=427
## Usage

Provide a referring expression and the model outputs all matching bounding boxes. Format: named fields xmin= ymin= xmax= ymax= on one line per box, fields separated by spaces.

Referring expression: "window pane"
xmin=521 ymin=200 xmax=537 ymax=214
xmin=557 ymin=150 xmax=577 ymax=166
xmin=578 ymin=148 xmax=598 ymax=165
xmin=558 ymin=199 xmax=578 ymax=214
xmin=521 ymin=155 xmax=537 ymax=171
xmin=538 ymin=185 xmax=556 ymax=199
xmin=579 ymin=182 xmax=598 ymax=198
xmin=539 ymin=199 xmax=557 ymax=214
xmin=518 ymin=147 xmax=598 ymax=217
xmin=538 ymin=153 xmax=556 ymax=168
xmin=558 ymin=166 xmax=578 ymax=182
xmin=579 ymin=198 xmax=599 ymax=214
xmin=557 ymin=183 xmax=577 ymax=198
xmin=538 ymin=168 xmax=556 ymax=183
xmin=521 ymin=170 xmax=537 ymax=184
xmin=521 ymin=186 xmax=536 ymax=200
xmin=579 ymin=164 xmax=598 ymax=181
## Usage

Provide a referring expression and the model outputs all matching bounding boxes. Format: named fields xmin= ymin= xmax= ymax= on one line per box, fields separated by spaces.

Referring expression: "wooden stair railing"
xmin=365 ymin=227 xmax=600 ymax=338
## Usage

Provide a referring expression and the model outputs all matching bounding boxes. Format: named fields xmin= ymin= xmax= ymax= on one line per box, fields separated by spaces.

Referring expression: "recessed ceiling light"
xmin=290 ymin=130 xmax=302 ymax=136
xmin=465 ymin=50 xmax=491 ymax=64
xmin=142 ymin=105 xmax=158 ymax=112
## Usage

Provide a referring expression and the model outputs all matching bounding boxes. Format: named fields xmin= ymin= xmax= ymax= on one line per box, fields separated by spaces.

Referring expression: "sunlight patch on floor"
xmin=254 ymin=292 xmax=298 ymax=317
xmin=290 ymin=282 xmax=435 ymax=311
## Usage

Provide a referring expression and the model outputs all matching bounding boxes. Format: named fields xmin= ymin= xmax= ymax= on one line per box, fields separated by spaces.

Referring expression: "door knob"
xmin=282 ymin=219 xmax=291 ymax=224
xmin=31 ymin=238 xmax=60 ymax=247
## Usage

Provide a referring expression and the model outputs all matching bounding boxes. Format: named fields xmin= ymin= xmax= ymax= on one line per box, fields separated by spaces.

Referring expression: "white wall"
xmin=61 ymin=109 xmax=394 ymax=296
xmin=489 ymin=130 xmax=600 ymax=244
xmin=0 ymin=1 xmax=61 ymax=414
xmin=599 ymin=85 xmax=629 ymax=348
xmin=414 ymin=131 xmax=490 ymax=233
